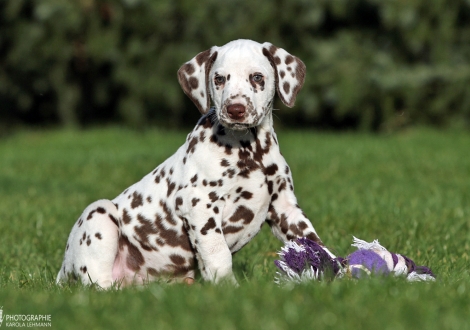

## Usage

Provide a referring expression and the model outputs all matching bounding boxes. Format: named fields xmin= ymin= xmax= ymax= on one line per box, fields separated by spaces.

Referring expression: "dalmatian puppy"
xmin=56 ymin=39 xmax=333 ymax=288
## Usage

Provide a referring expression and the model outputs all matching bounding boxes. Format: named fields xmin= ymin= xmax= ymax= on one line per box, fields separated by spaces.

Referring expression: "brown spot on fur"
xmin=192 ymin=198 xmax=200 ymax=206
xmin=131 ymin=192 xmax=144 ymax=209
xmin=222 ymin=225 xmax=243 ymax=235
xmin=236 ymin=149 xmax=259 ymax=178
xmin=119 ymin=235 xmax=145 ymax=271
xmin=122 ymin=209 xmax=132 ymax=224
xmin=289 ymin=223 xmax=304 ymax=236
xmin=285 ymin=55 xmax=294 ymax=65
xmin=95 ymin=232 xmax=102 ymax=240
xmin=252 ymin=132 xmax=272 ymax=164
xmin=170 ymin=254 xmax=186 ymax=265
xmin=187 ymin=137 xmax=198 ymax=154
xmin=268 ymin=205 xmax=289 ymax=236
xmin=195 ymin=49 xmax=211 ymax=66
xmin=278 ymin=180 xmax=287 ymax=192
xmin=154 ymin=215 xmax=192 ymax=251
xmin=172 ymin=265 xmax=194 ymax=276
xmin=109 ymin=214 xmax=119 ymax=227
xmin=226 ymin=169 xmax=236 ymax=178
xmin=199 ymin=115 xmax=213 ymax=129
xmin=208 ymin=191 xmax=218 ymax=202
xmin=264 ymin=163 xmax=278 ymax=176
xmin=181 ymin=62 xmax=195 ymax=75
xmin=175 ymin=197 xmax=183 ymax=211
xmin=210 ymin=134 xmax=218 ymax=144
xmin=249 ymin=73 xmax=257 ymax=90
xmin=220 ymin=159 xmax=230 ymax=167
xmin=200 ymin=217 xmax=217 ymax=235
xmin=147 ymin=267 xmax=160 ymax=277
xmin=135 ymin=214 xmax=158 ymax=248
xmin=225 ymin=144 xmax=232 ymax=155
xmin=199 ymin=130 xmax=206 ymax=142
xmin=267 ymin=181 xmax=273 ymax=194
xmin=229 ymin=206 xmax=254 ymax=224
xmin=240 ymin=191 xmax=253 ymax=200
xmin=306 ymin=232 xmax=322 ymax=244
xmin=87 ymin=210 xmax=95 ymax=220
xmin=189 ymin=77 xmax=199 ymax=90
xmin=283 ymin=81 xmax=290 ymax=94
xmin=97 ymin=207 xmax=106 ymax=214
xmin=159 ymin=200 xmax=177 ymax=225
xmin=166 ymin=178 xmax=176 ymax=197
xmin=298 ymin=221 xmax=308 ymax=231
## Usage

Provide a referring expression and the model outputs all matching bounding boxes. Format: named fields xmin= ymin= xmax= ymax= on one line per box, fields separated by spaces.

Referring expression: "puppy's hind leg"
xmin=56 ymin=199 xmax=120 ymax=289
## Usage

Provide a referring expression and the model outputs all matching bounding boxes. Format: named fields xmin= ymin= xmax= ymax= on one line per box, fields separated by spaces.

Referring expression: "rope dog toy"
xmin=274 ymin=237 xmax=435 ymax=284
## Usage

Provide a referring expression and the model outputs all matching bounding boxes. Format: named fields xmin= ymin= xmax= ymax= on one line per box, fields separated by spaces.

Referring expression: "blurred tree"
xmin=0 ymin=0 xmax=469 ymax=131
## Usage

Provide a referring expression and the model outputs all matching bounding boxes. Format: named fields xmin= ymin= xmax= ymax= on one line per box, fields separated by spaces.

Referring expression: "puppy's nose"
xmin=227 ymin=104 xmax=246 ymax=120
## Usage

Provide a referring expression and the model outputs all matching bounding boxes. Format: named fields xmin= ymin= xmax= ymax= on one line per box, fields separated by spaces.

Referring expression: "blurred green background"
xmin=1 ymin=0 xmax=470 ymax=133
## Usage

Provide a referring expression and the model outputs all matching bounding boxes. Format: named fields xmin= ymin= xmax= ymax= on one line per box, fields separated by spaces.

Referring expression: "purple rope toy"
xmin=274 ymin=237 xmax=435 ymax=284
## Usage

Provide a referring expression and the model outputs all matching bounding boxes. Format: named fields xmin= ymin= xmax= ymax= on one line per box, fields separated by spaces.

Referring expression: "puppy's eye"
xmin=252 ymin=74 xmax=264 ymax=83
xmin=214 ymin=75 xmax=225 ymax=84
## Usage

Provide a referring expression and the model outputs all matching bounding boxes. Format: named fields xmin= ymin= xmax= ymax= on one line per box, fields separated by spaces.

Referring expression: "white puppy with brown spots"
xmin=56 ymin=39 xmax=334 ymax=288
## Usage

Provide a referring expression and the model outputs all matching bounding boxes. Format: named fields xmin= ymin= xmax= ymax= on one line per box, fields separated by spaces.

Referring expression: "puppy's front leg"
xmin=181 ymin=199 xmax=237 ymax=284
xmin=266 ymin=169 xmax=335 ymax=258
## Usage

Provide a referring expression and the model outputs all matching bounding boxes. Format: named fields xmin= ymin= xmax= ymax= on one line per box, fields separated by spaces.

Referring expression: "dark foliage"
xmin=1 ymin=0 xmax=469 ymax=131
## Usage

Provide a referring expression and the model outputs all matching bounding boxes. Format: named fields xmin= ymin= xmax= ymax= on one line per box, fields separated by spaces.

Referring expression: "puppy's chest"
xmin=218 ymin=173 xmax=271 ymax=251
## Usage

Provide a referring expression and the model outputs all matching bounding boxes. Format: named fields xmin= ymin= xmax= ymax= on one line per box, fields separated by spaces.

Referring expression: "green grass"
xmin=0 ymin=127 xmax=469 ymax=329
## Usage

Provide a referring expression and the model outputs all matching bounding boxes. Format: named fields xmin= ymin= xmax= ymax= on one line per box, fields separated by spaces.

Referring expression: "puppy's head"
xmin=178 ymin=39 xmax=306 ymax=130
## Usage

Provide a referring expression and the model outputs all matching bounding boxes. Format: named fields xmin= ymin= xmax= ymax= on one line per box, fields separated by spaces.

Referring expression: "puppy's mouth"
xmin=222 ymin=122 xmax=253 ymax=130
xmin=218 ymin=117 xmax=259 ymax=131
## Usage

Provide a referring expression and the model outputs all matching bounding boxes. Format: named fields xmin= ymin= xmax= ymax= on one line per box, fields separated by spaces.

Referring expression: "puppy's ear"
xmin=177 ymin=47 xmax=218 ymax=114
xmin=262 ymin=42 xmax=306 ymax=108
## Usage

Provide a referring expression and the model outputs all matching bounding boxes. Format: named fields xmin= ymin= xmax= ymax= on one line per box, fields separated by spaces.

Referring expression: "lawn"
xmin=0 ymin=127 xmax=469 ymax=329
